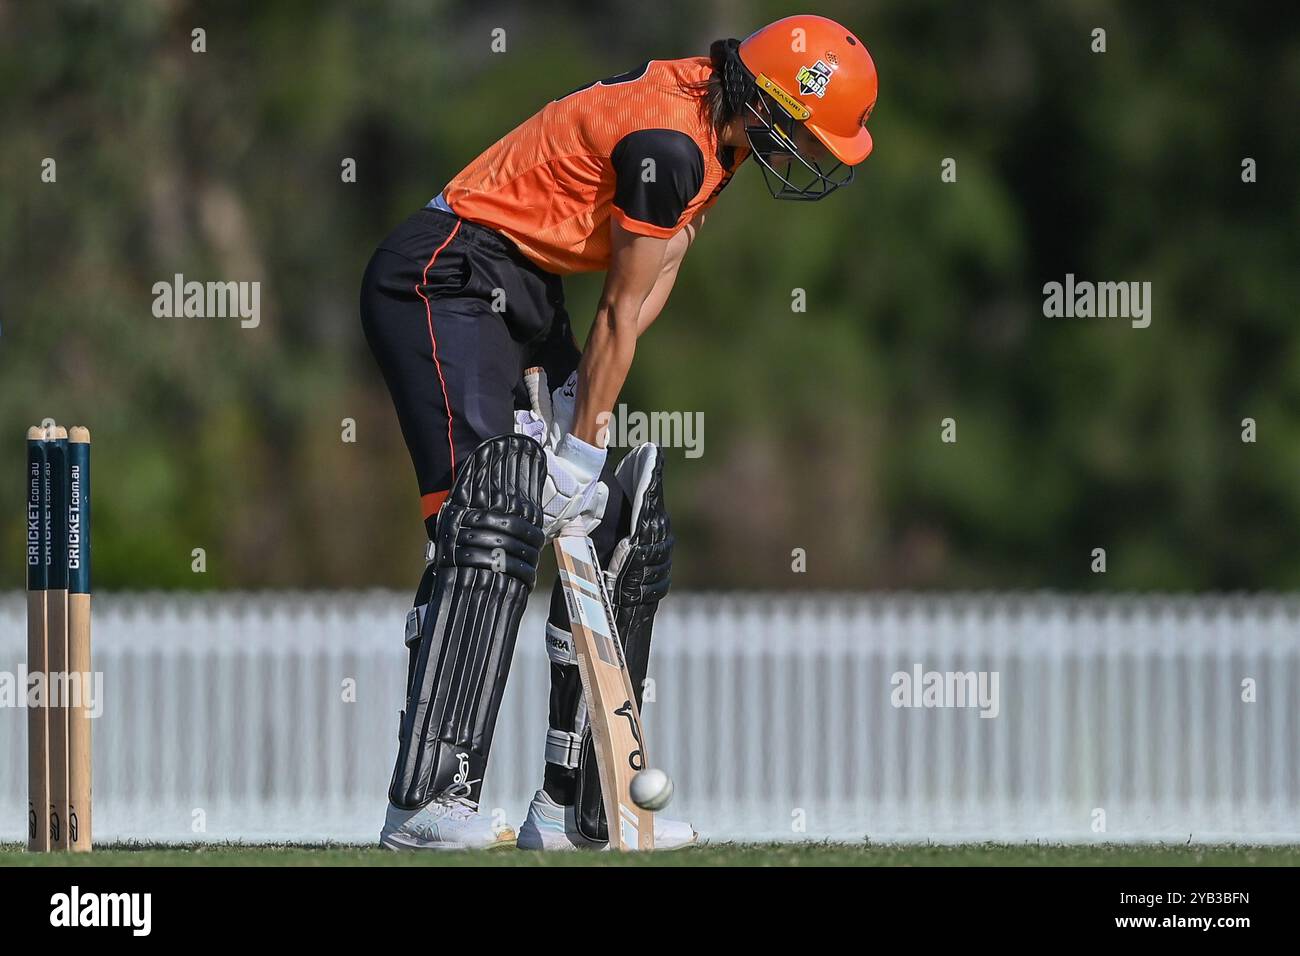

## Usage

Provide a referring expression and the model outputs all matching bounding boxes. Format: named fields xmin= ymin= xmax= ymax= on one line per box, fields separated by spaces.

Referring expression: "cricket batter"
xmin=361 ymin=15 xmax=878 ymax=850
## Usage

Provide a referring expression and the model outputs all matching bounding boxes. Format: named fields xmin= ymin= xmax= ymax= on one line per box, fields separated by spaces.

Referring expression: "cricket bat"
xmin=554 ymin=535 xmax=654 ymax=851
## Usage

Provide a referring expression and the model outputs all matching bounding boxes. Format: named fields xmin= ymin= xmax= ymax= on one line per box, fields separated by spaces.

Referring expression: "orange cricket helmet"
xmin=732 ymin=15 xmax=878 ymax=200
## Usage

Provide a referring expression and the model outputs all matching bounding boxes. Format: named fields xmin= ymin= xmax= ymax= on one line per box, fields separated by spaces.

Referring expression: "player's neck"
xmin=718 ymin=115 xmax=749 ymax=149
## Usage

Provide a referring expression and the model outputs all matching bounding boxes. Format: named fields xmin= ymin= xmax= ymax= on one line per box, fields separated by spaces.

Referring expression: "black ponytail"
xmin=701 ymin=38 xmax=753 ymax=133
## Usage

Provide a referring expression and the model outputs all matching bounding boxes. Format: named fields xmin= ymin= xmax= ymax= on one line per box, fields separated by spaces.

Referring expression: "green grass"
xmin=3 ymin=842 xmax=1299 ymax=867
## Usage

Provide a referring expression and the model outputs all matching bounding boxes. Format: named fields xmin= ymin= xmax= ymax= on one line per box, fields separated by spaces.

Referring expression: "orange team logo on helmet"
xmin=738 ymin=14 xmax=878 ymax=166
xmin=796 ymin=59 xmax=834 ymax=98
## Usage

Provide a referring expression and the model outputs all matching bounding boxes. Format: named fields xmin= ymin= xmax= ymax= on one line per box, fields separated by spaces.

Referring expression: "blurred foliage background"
xmin=2 ymin=0 xmax=1298 ymax=592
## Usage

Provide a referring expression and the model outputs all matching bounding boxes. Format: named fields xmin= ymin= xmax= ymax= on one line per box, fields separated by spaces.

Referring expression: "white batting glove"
xmin=521 ymin=367 xmax=608 ymax=538
xmin=543 ymin=432 xmax=608 ymax=539
xmin=545 ymin=370 xmax=578 ymax=451
xmin=514 ymin=408 xmax=547 ymax=446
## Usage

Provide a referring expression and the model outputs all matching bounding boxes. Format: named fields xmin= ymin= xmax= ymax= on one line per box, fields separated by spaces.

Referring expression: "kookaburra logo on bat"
xmin=615 ymin=700 xmax=645 ymax=771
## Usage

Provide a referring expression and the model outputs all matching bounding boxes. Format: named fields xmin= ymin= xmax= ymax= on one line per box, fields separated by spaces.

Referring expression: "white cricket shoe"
xmin=515 ymin=788 xmax=699 ymax=851
xmin=380 ymin=796 xmax=515 ymax=851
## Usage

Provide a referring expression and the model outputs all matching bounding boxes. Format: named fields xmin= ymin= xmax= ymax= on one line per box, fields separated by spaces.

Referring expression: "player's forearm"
xmin=634 ymin=258 xmax=681 ymax=334
xmin=571 ymin=218 xmax=684 ymax=444
xmin=573 ymin=297 xmax=639 ymax=447
xmin=634 ymin=221 xmax=696 ymax=334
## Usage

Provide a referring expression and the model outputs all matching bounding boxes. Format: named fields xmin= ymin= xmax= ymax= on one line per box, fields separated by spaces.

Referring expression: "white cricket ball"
xmin=630 ymin=767 xmax=674 ymax=811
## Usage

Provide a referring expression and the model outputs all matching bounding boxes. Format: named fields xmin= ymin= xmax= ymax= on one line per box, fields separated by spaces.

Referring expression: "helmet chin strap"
xmin=742 ymin=96 xmax=854 ymax=201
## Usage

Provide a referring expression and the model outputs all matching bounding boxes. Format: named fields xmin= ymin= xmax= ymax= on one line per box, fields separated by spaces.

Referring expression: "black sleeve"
xmin=611 ymin=129 xmax=706 ymax=231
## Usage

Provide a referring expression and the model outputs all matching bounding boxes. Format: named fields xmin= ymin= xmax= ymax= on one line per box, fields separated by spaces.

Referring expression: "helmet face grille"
xmin=743 ymin=92 xmax=853 ymax=201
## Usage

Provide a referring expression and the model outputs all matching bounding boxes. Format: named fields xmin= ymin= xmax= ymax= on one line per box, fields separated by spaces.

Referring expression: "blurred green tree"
xmin=1 ymin=0 xmax=1297 ymax=591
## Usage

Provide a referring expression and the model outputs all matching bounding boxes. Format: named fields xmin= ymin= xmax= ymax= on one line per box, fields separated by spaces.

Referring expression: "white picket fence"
xmin=2 ymin=591 xmax=1298 ymax=844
